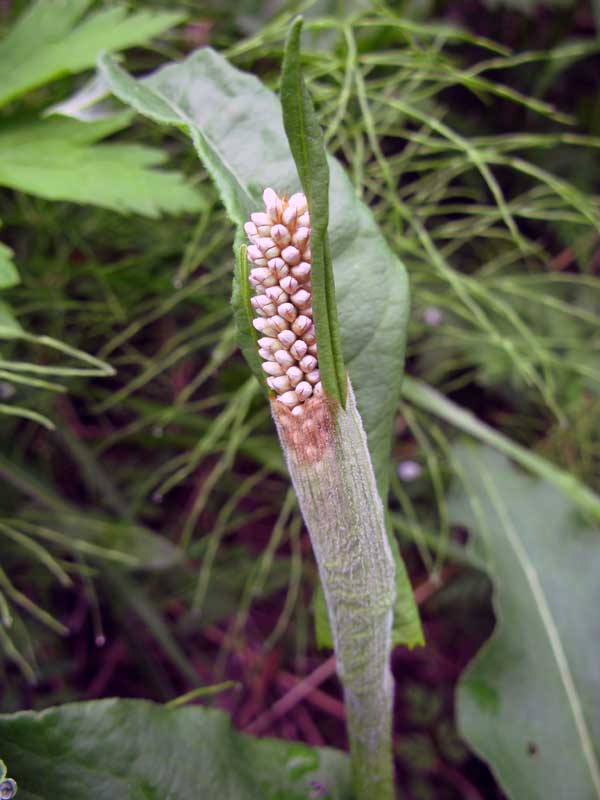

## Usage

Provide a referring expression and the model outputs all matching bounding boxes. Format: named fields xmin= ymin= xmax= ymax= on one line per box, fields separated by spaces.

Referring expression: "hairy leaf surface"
xmin=0 ymin=699 xmax=352 ymax=800
xmin=449 ymin=444 xmax=600 ymax=800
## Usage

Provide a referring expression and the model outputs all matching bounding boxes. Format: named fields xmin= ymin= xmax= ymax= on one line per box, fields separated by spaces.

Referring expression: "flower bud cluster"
xmin=245 ymin=188 xmax=321 ymax=416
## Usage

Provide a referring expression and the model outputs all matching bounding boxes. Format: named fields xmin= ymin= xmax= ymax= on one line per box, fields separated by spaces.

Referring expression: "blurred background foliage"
xmin=0 ymin=1 xmax=599 ymax=798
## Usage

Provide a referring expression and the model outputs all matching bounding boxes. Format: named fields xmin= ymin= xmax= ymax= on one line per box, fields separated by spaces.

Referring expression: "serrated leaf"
xmin=449 ymin=444 xmax=600 ymax=800
xmin=0 ymin=0 xmax=185 ymax=108
xmin=0 ymin=699 xmax=352 ymax=800
xmin=0 ymin=243 xmax=19 ymax=290
xmin=0 ymin=116 xmax=203 ymax=217
xmin=99 ymin=48 xmax=421 ymax=647
xmin=280 ymin=18 xmax=346 ymax=406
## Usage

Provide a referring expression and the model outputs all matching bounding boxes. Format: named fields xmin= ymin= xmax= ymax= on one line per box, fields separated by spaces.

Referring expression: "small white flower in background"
xmin=423 ymin=307 xmax=443 ymax=327
xmin=245 ymin=188 xmax=321 ymax=417
xmin=397 ymin=460 xmax=422 ymax=481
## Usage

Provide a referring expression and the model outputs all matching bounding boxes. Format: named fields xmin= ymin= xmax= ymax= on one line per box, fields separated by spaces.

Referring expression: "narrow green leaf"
xmin=280 ymin=17 xmax=346 ymax=406
xmin=0 ymin=699 xmax=352 ymax=799
xmin=0 ymin=0 xmax=185 ymax=108
xmin=449 ymin=444 xmax=600 ymax=800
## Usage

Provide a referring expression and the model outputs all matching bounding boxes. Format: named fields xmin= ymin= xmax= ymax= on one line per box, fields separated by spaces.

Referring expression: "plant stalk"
xmin=272 ymin=378 xmax=396 ymax=799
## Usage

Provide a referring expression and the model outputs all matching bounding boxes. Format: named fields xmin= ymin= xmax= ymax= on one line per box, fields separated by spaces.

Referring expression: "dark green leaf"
xmin=449 ymin=444 xmax=600 ymax=800
xmin=280 ymin=18 xmax=346 ymax=406
xmin=0 ymin=699 xmax=352 ymax=800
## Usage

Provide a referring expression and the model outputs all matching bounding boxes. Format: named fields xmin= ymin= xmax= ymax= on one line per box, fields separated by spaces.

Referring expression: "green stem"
xmin=272 ymin=379 xmax=396 ymax=799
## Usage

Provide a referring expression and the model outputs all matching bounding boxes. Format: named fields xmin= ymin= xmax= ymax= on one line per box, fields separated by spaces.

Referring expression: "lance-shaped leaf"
xmin=449 ymin=444 xmax=600 ymax=800
xmin=280 ymin=18 xmax=346 ymax=407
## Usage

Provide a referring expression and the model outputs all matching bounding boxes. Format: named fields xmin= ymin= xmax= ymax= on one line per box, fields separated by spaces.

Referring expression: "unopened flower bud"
xmin=279 ymin=390 xmax=299 ymax=408
xmin=298 ymin=212 xmax=310 ymax=227
xmin=253 ymin=318 xmax=277 ymax=336
xmin=289 ymin=193 xmax=308 ymax=214
xmin=282 ymin=206 xmax=297 ymax=227
xmin=278 ymin=303 xmax=298 ymax=323
xmin=270 ymin=315 xmax=288 ymax=333
xmin=263 ymin=187 xmax=282 ymax=219
xmin=292 ymin=315 xmax=312 ymax=336
xmin=281 ymin=246 xmax=301 ymax=266
xmin=291 ymin=289 xmax=311 ymax=308
xmin=300 ymin=355 xmax=318 ymax=373
xmin=291 ymin=262 xmax=311 ymax=282
xmin=258 ymin=336 xmax=280 ymax=352
xmin=295 ymin=381 xmax=313 ymax=401
xmin=262 ymin=361 xmax=285 ymax=377
xmin=249 ymin=267 xmax=271 ymax=285
xmin=280 ymin=276 xmax=299 ymax=294
xmin=244 ymin=221 xmax=258 ymax=240
xmin=306 ymin=369 xmax=320 ymax=384
xmin=257 ymin=238 xmax=280 ymax=259
xmin=302 ymin=326 xmax=316 ymax=345
xmin=314 ymin=381 xmax=324 ymax=396
xmin=274 ymin=349 xmax=295 ymax=369
xmin=291 ymin=404 xmax=304 ymax=417
xmin=265 ymin=285 xmax=288 ymax=304
xmin=292 ymin=227 xmax=310 ymax=249
xmin=278 ymin=329 xmax=297 ymax=349
xmin=290 ymin=340 xmax=308 ymax=360
xmin=286 ymin=366 xmax=303 ymax=387
xmin=247 ymin=245 xmax=267 ymax=267
xmin=251 ymin=212 xmax=272 ymax=227
xmin=271 ymin=224 xmax=291 ymax=247
xmin=268 ymin=257 xmax=289 ymax=279
xmin=258 ymin=347 xmax=273 ymax=360
xmin=270 ymin=375 xmax=292 ymax=393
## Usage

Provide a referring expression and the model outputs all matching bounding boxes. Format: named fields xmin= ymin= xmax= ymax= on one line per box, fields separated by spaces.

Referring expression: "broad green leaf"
xmin=0 ymin=243 xmax=19 ymax=290
xmin=0 ymin=699 xmax=352 ymax=800
xmin=0 ymin=0 xmax=184 ymax=108
xmin=449 ymin=444 xmax=600 ymax=800
xmin=0 ymin=116 xmax=203 ymax=217
xmin=99 ymin=49 xmax=421 ymax=647
xmin=280 ymin=18 xmax=346 ymax=406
